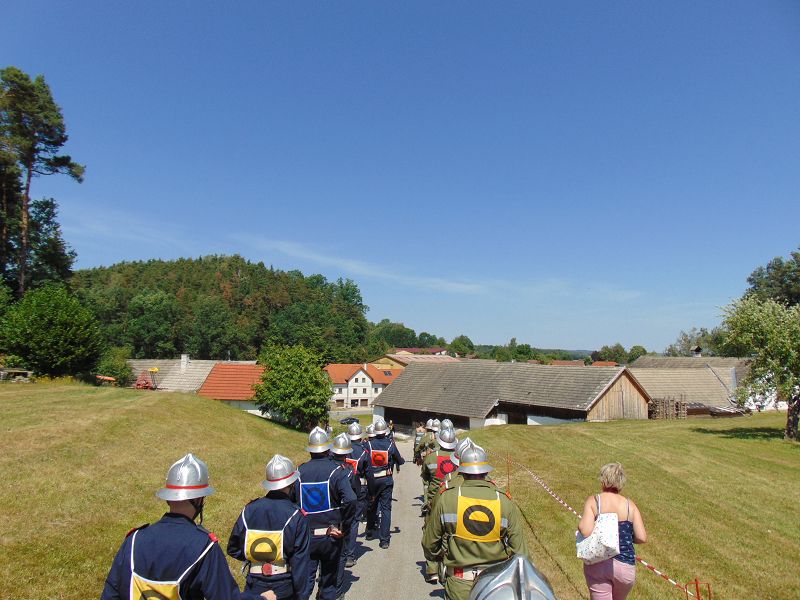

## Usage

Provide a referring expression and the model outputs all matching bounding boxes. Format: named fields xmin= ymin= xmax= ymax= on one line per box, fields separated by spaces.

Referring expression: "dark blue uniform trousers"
xmin=369 ymin=477 xmax=394 ymax=544
xmin=306 ymin=535 xmax=344 ymax=600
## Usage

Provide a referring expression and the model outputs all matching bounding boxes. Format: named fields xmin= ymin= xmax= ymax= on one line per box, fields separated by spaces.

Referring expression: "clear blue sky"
xmin=3 ymin=2 xmax=799 ymax=351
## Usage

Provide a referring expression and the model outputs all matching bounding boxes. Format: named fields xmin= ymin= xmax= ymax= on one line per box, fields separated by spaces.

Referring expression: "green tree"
xmin=125 ymin=289 xmax=182 ymax=358
xmin=254 ymin=345 xmax=330 ymax=430
xmin=0 ymin=67 xmax=84 ymax=294
xmin=1 ymin=283 xmax=103 ymax=375
xmin=448 ymin=334 xmax=474 ymax=357
xmin=594 ymin=343 xmax=628 ymax=364
xmin=95 ymin=346 xmax=134 ymax=386
xmin=627 ymin=344 xmax=648 ymax=364
xmin=664 ymin=327 xmax=726 ymax=357
xmin=746 ymin=247 xmax=800 ymax=306
xmin=368 ymin=319 xmax=418 ymax=349
xmin=722 ymin=296 xmax=800 ymax=440
xmin=185 ymin=295 xmax=246 ymax=359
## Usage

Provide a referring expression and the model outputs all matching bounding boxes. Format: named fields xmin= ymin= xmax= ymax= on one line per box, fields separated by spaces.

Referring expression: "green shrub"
xmin=1 ymin=284 xmax=104 ymax=376
xmin=95 ymin=347 xmax=134 ymax=386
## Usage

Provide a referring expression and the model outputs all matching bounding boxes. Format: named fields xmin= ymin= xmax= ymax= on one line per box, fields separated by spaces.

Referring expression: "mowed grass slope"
xmin=0 ymin=384 xmax=309 ymax=600
xmin=469 ymin=414 xmax=799 ymax=599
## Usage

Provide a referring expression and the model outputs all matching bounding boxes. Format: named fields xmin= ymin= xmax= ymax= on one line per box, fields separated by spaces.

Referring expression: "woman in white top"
xmin=578 ymin=463 xmax=647 ymax=600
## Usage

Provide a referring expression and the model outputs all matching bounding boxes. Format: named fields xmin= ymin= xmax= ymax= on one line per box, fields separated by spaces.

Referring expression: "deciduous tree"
xmin=254 ymin=345 xmax=330 ymax=430
xmin=722 ymin=296 xmax=800 ymax=440
xmin=746 ymin=247 xmax=800 ymax=306
xmin=1 ymin=283 xmax=103 ymax=375
xmin=448 ymin=334 xmax=474 ymax=357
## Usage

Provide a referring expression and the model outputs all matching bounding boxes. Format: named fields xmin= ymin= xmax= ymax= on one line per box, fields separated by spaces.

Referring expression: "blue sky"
xmin=3 ymin=2 xmax=799 ymax=350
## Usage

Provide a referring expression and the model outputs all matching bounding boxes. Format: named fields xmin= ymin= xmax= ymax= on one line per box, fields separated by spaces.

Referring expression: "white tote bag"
xmin=576 ymin=495 xmax=619 ymax=565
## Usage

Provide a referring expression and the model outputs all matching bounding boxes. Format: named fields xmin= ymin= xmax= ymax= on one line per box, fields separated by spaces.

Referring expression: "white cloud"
xmin=238 ymin=236 xmax=485 ymax=294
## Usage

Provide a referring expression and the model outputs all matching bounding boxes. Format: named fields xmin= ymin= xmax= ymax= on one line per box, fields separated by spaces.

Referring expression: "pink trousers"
xmin=583 ymin=559 xmax=636 ymax=600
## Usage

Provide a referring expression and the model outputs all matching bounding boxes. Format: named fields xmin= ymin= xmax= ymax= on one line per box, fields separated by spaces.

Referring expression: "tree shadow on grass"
xmin=692 ymin=426 xmax=787 ymax=441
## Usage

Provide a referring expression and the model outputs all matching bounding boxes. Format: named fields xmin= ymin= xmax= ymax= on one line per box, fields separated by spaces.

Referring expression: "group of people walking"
xmin=100 ymin=418 xmax=403 ymax=600
xmin=100 ymin=414 xmax=646 ymax=600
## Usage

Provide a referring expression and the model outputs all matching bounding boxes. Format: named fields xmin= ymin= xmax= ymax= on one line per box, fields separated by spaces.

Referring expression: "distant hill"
xmin=70 ymin=254 xmax=371 ymax=362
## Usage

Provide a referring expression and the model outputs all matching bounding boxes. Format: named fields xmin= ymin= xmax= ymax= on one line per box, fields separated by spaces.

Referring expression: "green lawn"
xmin=0 ymin=383 xmax=309 ymax=600
xmin=468 ymin=414 xmax=799 ymax=599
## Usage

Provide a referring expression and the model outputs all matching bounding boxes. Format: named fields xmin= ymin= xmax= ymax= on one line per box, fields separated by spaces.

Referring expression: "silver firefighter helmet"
xmin=451 ymin=436 xmax=473 ymax=466
xmin=156 ymin=453 xmax=216 ymax=501
xmin=431 ymin=418 xmax=441 ymax=432
xmin=331 ymin=432 xmax=353 ymax=455
xmin=425 ymin=418 xmax=435 ymax=430
xmin=366 ymin=424 xmax=376 ymax=438
xmin=262 ymin=454 xmax=299 ymax=491
xmin=373 ymin=418 xmax=389 ymax=435
xmin=436 ymin=427 xmax=458 ymax=450
xmin=441 ymin=418 xmax=454 ymax=430
xmin=457 ymin=440 xmax=493 ymax=475
xmin=347 ymin=422 xmax=363 ymax=441
xmin=306 ymin=426 xmax=332 ymax=453
xmin=469 ymin=555 xmax=558 ymax=600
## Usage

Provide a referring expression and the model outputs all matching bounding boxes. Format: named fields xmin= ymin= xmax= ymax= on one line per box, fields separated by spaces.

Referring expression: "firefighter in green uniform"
xmin=414 ymin=419 xmax=437 ymax=464
xmin=421 ymin=441 xmax=529 ymax=600
xmin=421 ymin=427 xmax=458 ymax=583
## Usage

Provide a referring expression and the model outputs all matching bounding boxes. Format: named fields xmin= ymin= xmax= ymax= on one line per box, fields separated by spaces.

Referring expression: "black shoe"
xmin=425 ymin=573 xmax=438 ymax=584
xmin=379 ymin=541 xmax=389 ymax=549
xmin=365 ymin=530 xmax=377 ymax=540
xmin=345 ymin=557 xmax=357 ymax=568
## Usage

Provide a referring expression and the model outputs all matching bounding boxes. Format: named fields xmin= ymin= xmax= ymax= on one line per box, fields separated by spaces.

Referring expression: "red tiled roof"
xmin=366 ymin=364 xmax=404 ymax=384
xmin=323 ymin=364 xmax=363 ymax=384
xmin=549 ymin=360 xmax=585 ymax=366
xmin=592 ymin=361 xmax=618 ymax=367
xmin=198 ymin=364 xmax=265 ymax=401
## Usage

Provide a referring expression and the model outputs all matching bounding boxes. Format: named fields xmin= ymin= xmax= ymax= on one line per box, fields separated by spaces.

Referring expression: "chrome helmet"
xmin=306 ymin=426 xmax=332 ymax=453
xmin=366 ymin=424 xmax=376 ymax=438
xmin=331 ymin=432 xmax=353 ymax=455
xmin=436 ymin=427 xmax=458 ymax=450
xmin=469 ymin=555 xmax=557 ymax=600
xmin=451 ymin=436 xmax=473 ymax=466
xmin=431 ymin=418 xmax=441 ymax=432
xmin=425 ymin=418 xmax=435 ymax=431
xmin=441 ymin=418 xmax=454 ymax=430
xmin=262 ymin=454 xmax=299 ymax=491
xmin=156 ymin=453 xmax=215 ymax=501
xmin=373 ymin=418 xmax=389 ymax=436
xmin=347 ymin=422 xmax=363 ymax=441
xmin=457 ymin=441 xmax=493 ymax=475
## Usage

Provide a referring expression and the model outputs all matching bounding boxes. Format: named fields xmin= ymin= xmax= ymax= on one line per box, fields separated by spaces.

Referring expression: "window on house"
xmin=384 ymin=371 xmax=392 ymax=376
xmin=362 ymin=388 xmax=367 ymax=394
xmin=335 ymin=399 xmax=344 ymax=408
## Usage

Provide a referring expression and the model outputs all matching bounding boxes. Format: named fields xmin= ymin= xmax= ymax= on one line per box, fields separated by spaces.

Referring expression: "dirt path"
xmin=340 ymin=438 xmax=444 ymax=599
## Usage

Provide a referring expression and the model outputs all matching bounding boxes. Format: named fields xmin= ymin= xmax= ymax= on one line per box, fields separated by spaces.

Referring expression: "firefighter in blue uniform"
xmin=297 ymin=427 xmax=357 ymax=600
xmin=100 ymin=453 xmax=260 ymax=600
xmin=344 ymin=422 xmax=369 ymax=567
xmin=364 ymin=418 xmax=405 ymax=548
xmin=329 ymin=433 xmax=363 ymax=600
xmin=227 ymin=454 xmax=311 ymax=600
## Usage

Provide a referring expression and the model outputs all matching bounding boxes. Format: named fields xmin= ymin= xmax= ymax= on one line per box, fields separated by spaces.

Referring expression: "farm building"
xmin=373 ymin=362 xmax=651 ymax=430
xmin=197 ymin=363 xmax=265 ymax=410
xmin=126 ymin=355 xmax=257 ymax=393
xmin=628 ymin=355 xmax=751 ymax=415
xmin=371 ymin=353 xmax=460 ymax=369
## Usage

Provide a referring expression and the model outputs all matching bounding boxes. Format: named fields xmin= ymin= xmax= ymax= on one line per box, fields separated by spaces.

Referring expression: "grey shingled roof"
xmin=374 ymin=362 xmax=631 ymax=418
xmin=127 ymin=359 xmax=256 ymax=392
xmin=628 ymin=367 xmax=733 ymax=408
xmin=629 ymin=356 xmax=750 ymax=391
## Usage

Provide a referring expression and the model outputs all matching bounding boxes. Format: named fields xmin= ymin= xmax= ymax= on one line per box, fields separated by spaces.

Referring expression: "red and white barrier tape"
xmin=507 ymin=458 xmax=695 ymax=597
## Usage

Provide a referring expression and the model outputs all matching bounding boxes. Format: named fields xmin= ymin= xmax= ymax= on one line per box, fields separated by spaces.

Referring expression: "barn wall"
xmin=587 ymin=374 xmax=649 ymax=421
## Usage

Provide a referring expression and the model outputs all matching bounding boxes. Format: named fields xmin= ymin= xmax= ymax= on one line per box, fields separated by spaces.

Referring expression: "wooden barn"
xmin=373 ymin=362 xmax=651 ymax=430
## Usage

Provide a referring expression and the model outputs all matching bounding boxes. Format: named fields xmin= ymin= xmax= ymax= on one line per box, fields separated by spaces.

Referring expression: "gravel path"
xmin=340 ymin=438 xmax=444 ymax=599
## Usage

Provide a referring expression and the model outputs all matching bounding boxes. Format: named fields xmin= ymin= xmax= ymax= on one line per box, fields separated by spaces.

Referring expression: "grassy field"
xmin=469 ymin=413 xmax=799 ymax=599
xmin=0 ymin=383 xmax=309 ymax=600
xmin=1 ymin=384 xmax=797 ymax=599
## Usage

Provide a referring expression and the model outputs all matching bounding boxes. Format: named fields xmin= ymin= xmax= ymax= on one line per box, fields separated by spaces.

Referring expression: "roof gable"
xmin=197 ymin=364 xmax=265 ymax=401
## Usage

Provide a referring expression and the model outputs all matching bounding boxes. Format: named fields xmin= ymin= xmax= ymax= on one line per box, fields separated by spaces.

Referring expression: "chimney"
xmin=691 ymin=345 xmax=702 ymax=358
xmin=181 ymin=354 xmax=189 ymax=373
